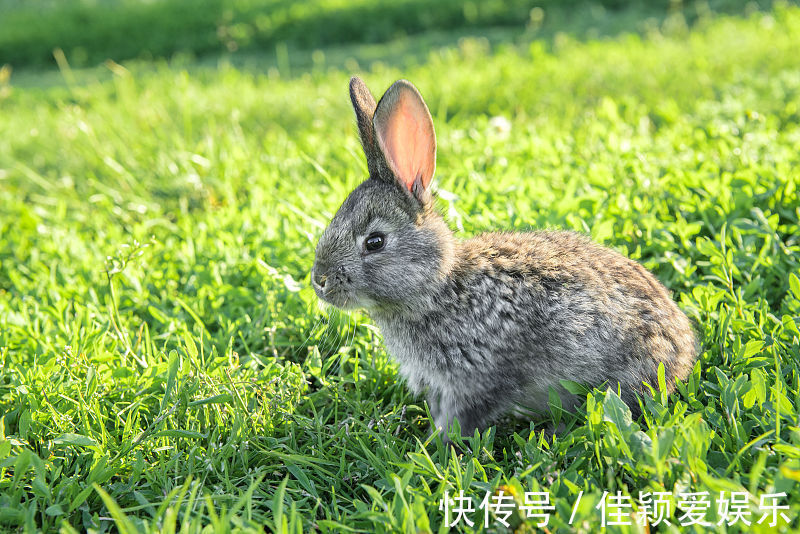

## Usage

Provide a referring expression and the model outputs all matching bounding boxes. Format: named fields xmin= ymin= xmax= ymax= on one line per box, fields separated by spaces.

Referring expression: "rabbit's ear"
xmin=349 ymin=76 xmax=381 ymax=177
xmin=373 ymin=80 xmax=436 ymax=199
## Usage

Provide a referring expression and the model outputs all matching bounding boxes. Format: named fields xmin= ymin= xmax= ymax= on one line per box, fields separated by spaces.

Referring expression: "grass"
xmin=0 ymin=0 xmax=779 ymax=68
xmin=1 ymin=2 xmax=800 ymax=533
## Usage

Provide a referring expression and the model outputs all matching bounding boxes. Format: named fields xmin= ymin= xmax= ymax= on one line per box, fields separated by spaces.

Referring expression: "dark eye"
xmin=364 ymin=233 xmax=385 ymax=252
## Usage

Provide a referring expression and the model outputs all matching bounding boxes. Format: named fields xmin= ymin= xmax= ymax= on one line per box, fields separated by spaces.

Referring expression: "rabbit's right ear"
xmin=349 ymin=76 xmax=381 ymax=178
xmin=372 ymin=80 xmax=436 ymax=203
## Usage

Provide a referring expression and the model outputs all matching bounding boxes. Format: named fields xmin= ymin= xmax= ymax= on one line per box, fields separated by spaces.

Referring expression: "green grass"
xmin=0 ymin=0 xmax=779 ymax=68
xmin=1 ymin=2 xmax=800 ymax=533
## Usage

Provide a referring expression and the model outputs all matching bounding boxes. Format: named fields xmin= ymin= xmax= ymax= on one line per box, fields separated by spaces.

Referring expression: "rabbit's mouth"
xmin=311 ymin=266 xmax=359 ymax=310
xmin=316 ymin=287 xmax=360 ymax=310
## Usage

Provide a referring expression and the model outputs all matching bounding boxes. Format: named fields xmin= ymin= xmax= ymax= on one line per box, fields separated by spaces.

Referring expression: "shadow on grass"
xmin=6 ymin=0 xmax=781 ymax=89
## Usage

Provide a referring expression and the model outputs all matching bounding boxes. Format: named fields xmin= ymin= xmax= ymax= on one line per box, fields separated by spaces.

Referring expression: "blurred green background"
xmin=0 ymin=0 xmax=780 ymax=69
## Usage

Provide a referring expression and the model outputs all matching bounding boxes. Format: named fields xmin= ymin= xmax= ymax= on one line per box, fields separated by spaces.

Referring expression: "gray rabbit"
xmin=312 ymin=76 xmax=698 ymax=441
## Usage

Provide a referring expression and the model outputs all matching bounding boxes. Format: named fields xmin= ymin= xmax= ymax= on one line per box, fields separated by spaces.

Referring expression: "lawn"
xmin=1 ymin=1 xmax=799 ymax=532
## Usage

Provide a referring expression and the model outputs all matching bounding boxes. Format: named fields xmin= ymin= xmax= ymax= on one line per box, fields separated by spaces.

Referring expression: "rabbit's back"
xmin=372 ymin=230 xmax=696 ymax=428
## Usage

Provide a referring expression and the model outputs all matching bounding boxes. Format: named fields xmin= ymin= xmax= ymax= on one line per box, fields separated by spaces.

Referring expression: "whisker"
xmin=316 ymin=319 xmax=333 ymax=354
xmin=346 ymin=310 xmax=358 ymax=350
xmin=332 ymin=308 xmax=348 ymax=351
xmin=343 ymin=311 xmax=353 ymax=350
xmin=292 ymin=309 xmax=325 ymax=358
xmin=318 ymin=307 xmax=340 ymax=354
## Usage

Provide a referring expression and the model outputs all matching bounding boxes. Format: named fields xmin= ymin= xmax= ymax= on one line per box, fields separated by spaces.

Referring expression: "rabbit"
xmin=311 ymin=76 xmax=698 ymax=442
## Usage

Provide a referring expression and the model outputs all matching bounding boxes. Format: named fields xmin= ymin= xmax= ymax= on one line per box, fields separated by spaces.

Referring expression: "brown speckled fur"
xmin=312 ymin=77 xmax=698 ymax=440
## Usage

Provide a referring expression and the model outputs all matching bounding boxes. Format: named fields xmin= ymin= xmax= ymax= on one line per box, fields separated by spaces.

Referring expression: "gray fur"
xmin=349 ymin=77 xmax=381 ymax=179
xmin=312 ymin=77 xmax=698 ymax=439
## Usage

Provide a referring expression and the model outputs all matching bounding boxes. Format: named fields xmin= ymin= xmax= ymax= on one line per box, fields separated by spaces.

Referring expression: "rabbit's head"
xmin=312 ymin=77 xmax=455 ymax=314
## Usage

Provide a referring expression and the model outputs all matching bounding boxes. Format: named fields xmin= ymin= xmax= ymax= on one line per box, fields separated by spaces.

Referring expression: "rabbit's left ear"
xmin=349 ymin=76 xmax=381 ymax=178
xmin=373 ymin=80 xmax=436 ymax=199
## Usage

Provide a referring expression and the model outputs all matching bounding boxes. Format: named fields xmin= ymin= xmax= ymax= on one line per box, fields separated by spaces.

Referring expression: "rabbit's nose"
xmin=312 ymin=267 xmax=327 ymax=289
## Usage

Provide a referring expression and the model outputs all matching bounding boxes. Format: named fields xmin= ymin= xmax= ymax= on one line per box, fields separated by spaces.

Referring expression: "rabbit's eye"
xmin=364 ymin=233 xmax=385 ymax=252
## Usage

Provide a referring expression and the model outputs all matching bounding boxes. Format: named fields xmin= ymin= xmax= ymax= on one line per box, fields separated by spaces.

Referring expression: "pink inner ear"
xmin=377 ymin=93 xmax=435 ymax=193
